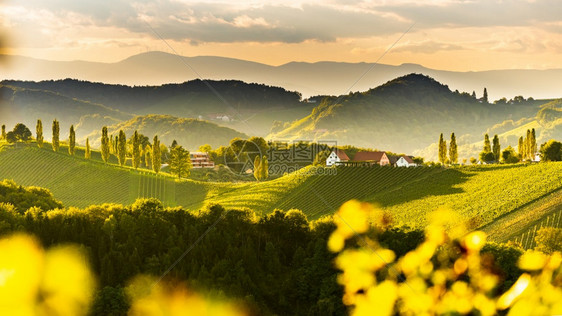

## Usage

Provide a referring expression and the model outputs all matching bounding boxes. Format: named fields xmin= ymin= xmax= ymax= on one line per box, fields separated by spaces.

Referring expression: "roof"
xmin=387 ymin=155 xmax=399 ymax=165
xmin=334 ymin=149 xmax=350 ymax=161
xmin=402 ymin=155 xmax=415 ymax=164
xmin=353 ymin=151 xmax=387 ymax=162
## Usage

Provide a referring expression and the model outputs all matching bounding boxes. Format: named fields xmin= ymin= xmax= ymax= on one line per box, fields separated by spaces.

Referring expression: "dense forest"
xmin=0 ymin=179 xmax=527 ymax=315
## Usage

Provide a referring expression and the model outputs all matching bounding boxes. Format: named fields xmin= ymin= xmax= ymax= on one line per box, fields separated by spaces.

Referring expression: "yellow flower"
xmin=353 ymin=280 xmax=397 ymax=316
xmin=518 ymin=251 xmax=547 ymax=271
xmin=463 ymin=231 xmax=487 ymax=252
xmin=497 ymin=273 xmax=531 ymax=310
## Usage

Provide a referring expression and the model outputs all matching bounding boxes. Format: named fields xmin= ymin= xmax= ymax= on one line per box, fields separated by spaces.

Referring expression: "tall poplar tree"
xmin=483 ymin=88 xmax=488 ymax=103
xmin=518 ymin=136 xmax=524 ymax=161
xmin=531 ymin=128 xmax=537 ymax=160
xmin=109 ymin=135 xmax=115 ymax=155
xmin=1 ymin=125 xmax=5 ymax=140
xmin=525 ymin=130 xmax=533 ymax=159
xmin=438 ymin=133 xmax=447 ymax=165
xmin=85 ymin=138 xmax=91 ymax=159
xmin=68 ymin=125 xmax=76 ymax=155
xmin=152 ymin=135 xmax=161 ymax=173
xmin=254 ymin=155 xmax=261 ymax=181
xmin=261 ymin=155 xmax=269 ymax=180
xmin=36 ymin=119 xmax=43 ymax=148
xmin=117 ymin=130 xmax=126 ymax=166
xmin=145 ymin=144 xmax=152 ymax=169
xmin=52 ymin=119 xmax=60 ymax=152
xmin=492 ymin=135 xmax=500 ymax=162
xmin=483 ymin=134 xmax=491 ymax=153
xmin=101 ymin=126 xmax=110 ymax=163
xmin=132 ymin=130 xmax=140 ymax=169
xmin=449 ymin=132 xmax=458 ymax=164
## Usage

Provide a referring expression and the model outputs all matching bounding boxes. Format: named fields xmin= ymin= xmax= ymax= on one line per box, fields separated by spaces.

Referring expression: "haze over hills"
xmin=269 ymin=74 xmax=557 ymax=156
xmin=3 ymin=51 xmax=562 ymax=100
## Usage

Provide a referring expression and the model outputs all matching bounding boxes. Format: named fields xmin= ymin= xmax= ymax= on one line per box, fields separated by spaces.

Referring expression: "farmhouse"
xmin=395 ymin=155 xmax=417 ymax=167
xmin=326 ymin=149 xmax=350 ymax=166
xmin=190 ymin=152 xmax=215 ymax=168
xmin=352 ymin=151 xmax=391 ymax=166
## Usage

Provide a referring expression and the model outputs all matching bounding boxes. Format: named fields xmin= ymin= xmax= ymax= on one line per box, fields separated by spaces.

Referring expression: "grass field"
xmin=1 ymin=142 xmax=561 ymax=229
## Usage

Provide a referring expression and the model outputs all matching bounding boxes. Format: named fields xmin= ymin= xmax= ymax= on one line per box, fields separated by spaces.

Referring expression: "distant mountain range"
xmin=2 ymin=51 xmax=562 ymax=100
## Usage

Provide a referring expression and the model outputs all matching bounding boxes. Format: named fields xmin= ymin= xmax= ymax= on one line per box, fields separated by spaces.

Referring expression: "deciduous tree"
xmin=11 ymin=123 xmax=32 ymax=142
xmin=169 ymin=145 xmax=192 ymax=179
xmin=540 ymin=140 xmax=562 ymax=161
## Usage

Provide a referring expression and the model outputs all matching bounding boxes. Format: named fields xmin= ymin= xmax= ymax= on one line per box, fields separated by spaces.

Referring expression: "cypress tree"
xmin=483 ymin=88 xmax=488 ymax=103
xmin=109 ymin=135 xmax=115 ymax=155
xmin=492 ymin=135 xmax=500 ymax=162
xmin=69 ymin=125 xmax=76 ymax=155
xmin=1 ymin=125 xmax=5 ymax=140
xmin=117 ymin=130 xmax=126 ymax=166
xmin=471 ymin=91 xmax=476 ymax=99
xmin=449 ymin=132 xmax=458 ymax=164
xmin=483 ymin=134 xmax=491 ymax=153
xmin=152 ymin=135 xmax=161 ymax=173
xmin=438 ymin=133 xmax=447 ymax=164
xmin=145 ymin=144 xmax=152 ymax=169
xmin=261 ymin=155 xmax=269 ymax=180
xmin=52 ymin=119 xmax=60 ymax=152
xmin=85 ymin=138 xmax=91 ymax=159
xmin=518 ymin=136 xmax=524 ymax=161
xmin=36 ymin=119 xmax=43 ymax=148
xmin=525 ymin=129 xmax=532 ymax=160
xmin=132 ymin=130 xmax=140 ymax=169
xmin=254 ymin=155 xmax=261 ymax=181
xmin=101 ymin=127 xmax=110 ymax=163
xmin=530 ymin=128 xmax=537 ymax=160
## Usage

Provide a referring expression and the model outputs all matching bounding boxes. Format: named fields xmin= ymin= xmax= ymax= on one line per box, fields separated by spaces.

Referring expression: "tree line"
xmin=0 ymin=120 xmax=193 ymax=179
xmin=0 ymin=179 xmax=530 ymax=316
xmin=438 ymin=128 xmax=562 ymax=164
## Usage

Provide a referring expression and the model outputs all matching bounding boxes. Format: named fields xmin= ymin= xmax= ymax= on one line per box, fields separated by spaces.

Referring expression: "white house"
xmin=395 ymin=155 xmax=417 ymax=167
xmin=326 ymin=149 xmax=350 ymax=166
xmin=533 ymin=153 xmax=541 ymax=162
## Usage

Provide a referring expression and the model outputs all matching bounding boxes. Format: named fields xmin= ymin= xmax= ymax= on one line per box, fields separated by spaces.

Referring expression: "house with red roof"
xmin=353 ymin=151 xmax=390 ymax=166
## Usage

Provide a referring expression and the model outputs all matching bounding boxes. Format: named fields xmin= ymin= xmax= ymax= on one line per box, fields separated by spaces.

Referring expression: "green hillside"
xmin=84 ymin=114 xmax=249 ymax=150
xmin=1 ymin=143 xmax=561 ymax=228
xmin=269 ymin=74 xmax=546 ymax=155
xmin=0 ymin=143 xmax=212 ymax=209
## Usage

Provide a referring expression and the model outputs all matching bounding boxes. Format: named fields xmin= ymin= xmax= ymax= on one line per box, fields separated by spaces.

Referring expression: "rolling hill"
xmin=1 ymin=143 xmax=561 ymax=230
xmin=269 ymin=74 xmax=547 ymax=155
xmin=0 ymin=84 xmax=131 ymax=139
xmin=3 ymin=51 xmax=562 ymax=101
xmin=1 ymin=78 xmax=309 ymax=137
xmin=84 ymin=114 xmax=248 ymax=150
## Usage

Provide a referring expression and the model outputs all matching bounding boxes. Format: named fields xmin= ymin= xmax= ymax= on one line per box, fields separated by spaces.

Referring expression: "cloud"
xmin=393 ymin=40 xmax=464 ymax=53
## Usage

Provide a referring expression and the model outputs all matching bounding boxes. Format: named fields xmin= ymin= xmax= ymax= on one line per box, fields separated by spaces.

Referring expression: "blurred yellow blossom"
xmin=0 ymin=233 xmax=96 ymax=316
xmin=329 ymin=200 xmax=374 ymax=252
xmin=329 ymin=202 xmax=562 ymax=316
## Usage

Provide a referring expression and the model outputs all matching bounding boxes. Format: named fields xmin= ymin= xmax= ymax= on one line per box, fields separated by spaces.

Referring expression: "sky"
xmin=1 ymin=0 xmax=561 ymax=71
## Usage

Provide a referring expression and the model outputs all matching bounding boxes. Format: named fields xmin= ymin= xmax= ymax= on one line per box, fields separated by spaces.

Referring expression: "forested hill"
xmin=269 ymin=73 xmax=547 ymax=154
xmin=1 ymin=79 xmax=304 ymax=115
xmin=85 ymin=114 xmax=248 ymax=149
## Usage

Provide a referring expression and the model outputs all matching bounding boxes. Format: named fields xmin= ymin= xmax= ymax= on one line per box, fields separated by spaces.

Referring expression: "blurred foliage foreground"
xmin=329 ymin=200 xmax=562 ymax=316
xmin=1 ymin=199 xmax=561 ymax=315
